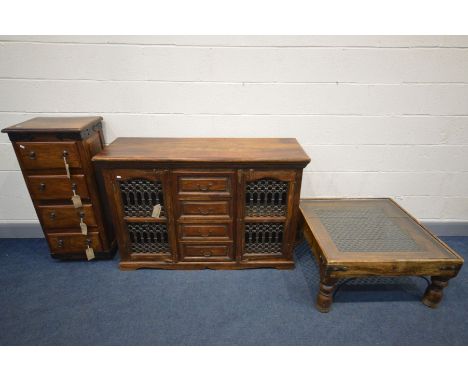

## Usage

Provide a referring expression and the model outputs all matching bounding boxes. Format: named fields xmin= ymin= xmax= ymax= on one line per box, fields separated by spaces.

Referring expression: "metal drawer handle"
xmin=197 ymin=208 xmax=213 ymax=215
xmin=57 ymin=239 xmax=64 ymax=248
xmin=62 ymin=150 xmax=68 ymax=157
xmin=49 ymin=211 xmax=56 ymax=220
xmin=86 ymin=238 xmax=92 ymax=246
xmin=202 ymin=250 xmax=212 ymax=257
xmin=198 ymin=182 xmax=213 ymax=191
xmin=198 ymin=229 xmax=213 ymax=237
xmin=28 ymin=151 xmax=36 ymax=160
xmin=39 ymin=183 xmax=46 ymax=191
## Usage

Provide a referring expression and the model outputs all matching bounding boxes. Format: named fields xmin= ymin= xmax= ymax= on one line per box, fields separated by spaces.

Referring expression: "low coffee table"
xmin=299 ymin=198 xmax=464 ymax=313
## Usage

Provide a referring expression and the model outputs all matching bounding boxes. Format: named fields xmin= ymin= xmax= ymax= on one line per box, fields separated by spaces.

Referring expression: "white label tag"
xmin=151 ymin=204 xmax=162 ymax=218
xmin=80 ymin=221 xmax=88 ymax=235
xmin=71 ymin=194 xmax=82 ymax=208
xmin=19 ymin=144 xmax=25 ymax=149
xmin=64 ymin=157 xmax=70 ymax=179
xmin=85 ymin=247 xmax=95 ymax=261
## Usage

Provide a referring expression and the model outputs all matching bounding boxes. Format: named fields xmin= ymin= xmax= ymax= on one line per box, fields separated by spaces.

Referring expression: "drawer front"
xmin=38 ymin=204 xmax=97 ymax=229
xmin=180 ymin=243 xmax=233 ymax=261
xmin=27 ymin=174 xmax=90 ymax=200
xmin=178 ymin=176 xmax=231 ymax=195
xmin=179 ymin=223 xmax=232 ymax=240
xmin=15 ymin=141 xmax=82 ymax=170
xmin=47 ymin=232 xmax=102 ymax=254
xmin=178 ymin=200 xmax=231 ymax=219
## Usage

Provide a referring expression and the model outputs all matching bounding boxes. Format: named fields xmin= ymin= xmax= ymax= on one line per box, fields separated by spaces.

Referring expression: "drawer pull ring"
xmin=39 ymin=183 xmax=46 ymax=191
xmin=202 ymin=250 xmax=212 ymax=257
xmin=28 ymin=151 xmax=36 ymax=160
xmin=197 ymin=208 xmax=213 ymax=215
xmin=57 ymin=239 xmax=64 ymax=248
xmin=49 ymin=211 xmax=56 ymax=220
xmin=198 ymin=182 xmax=213 ymax=191
xmin=199 ymin=229 xmax=213 ymax=237
xmin=62 ymin=150 xmax=68 ymax=157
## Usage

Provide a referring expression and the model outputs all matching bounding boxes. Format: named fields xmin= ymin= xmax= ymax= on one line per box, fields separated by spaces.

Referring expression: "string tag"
xmin=152 ymin=204 xmax=161 ymax=218
xmin=64 ymin=157 xmax=71 ymax=179
xmin=71 ymin=189 xmax=82 ymax=208
xmin=80 ymin=218 xmax=88 ymax=235
xmin=85 ymin=245 xmax=95 ymax=261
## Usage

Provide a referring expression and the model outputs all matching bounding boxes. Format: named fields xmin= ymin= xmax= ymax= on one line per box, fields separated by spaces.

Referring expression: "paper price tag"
xmin=80 ymin=220 xmax=88 ymax=235
xmin=71 ymin=194 xmax=82 ymax=208
xmin=64 ymin=157 xmax=71 ymax=179
xmin=152 ymin=204 xmax=162 ymax=218
xmin=85 ymin=246 xmax=95 ymax=261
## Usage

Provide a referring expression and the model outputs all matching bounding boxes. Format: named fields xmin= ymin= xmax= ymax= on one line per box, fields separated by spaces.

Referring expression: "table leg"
xmin=422 ymin=276 xmax=451 ymax=308
xmin=316 ymin=277 xmax=338 ymax=313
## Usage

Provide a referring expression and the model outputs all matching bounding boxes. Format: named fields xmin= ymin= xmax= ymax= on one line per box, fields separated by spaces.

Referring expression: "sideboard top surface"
xmin=92 ymin=137 xmax=311 ymax=166
xmin=2 ymin=117 xmax=103 ymax=133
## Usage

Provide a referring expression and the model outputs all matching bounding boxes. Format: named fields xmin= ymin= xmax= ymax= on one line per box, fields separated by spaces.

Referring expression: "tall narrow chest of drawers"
xmin=2 ymin=117 xmax=116 ymax=260
xmin=93 ymin=137 xmax=310 ymax=270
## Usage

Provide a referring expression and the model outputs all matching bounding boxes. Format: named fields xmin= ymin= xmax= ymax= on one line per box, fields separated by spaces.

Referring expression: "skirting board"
xmin=0 ymin=220 xmax=467 ymax=238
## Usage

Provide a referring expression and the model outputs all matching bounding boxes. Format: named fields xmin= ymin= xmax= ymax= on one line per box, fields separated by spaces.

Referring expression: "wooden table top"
xmin=300 ymin=198 xmax=463 ymax=264
xmin=92 ymin=137 xmax=311 ymax=166
xmin=2 ymin=117 xmax=103 ymax=133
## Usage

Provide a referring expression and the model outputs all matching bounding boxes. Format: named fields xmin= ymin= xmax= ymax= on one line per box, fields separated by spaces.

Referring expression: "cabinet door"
xmin=237 ymin=169 xmax=300 ymax=261
xmin=107 ymin=169 xmax=176 ymax=262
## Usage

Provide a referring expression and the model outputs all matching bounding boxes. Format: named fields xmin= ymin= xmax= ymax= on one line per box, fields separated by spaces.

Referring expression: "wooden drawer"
xmin=179 ymin=223 xmax=232 ymax=240
xmin=38 ymin=204 xmax=97 ymax=229
xmin=177 ymin=175 xmax=231 ymax=195
xmin=178 ymin=200 xmax=231 ymax=219
xmin=180 ymin=243 xmax=233 ymax=261
xmin=47 ymin=231 xmax=102 ymax=254
xmin=27 ymin=174 xmax=90 ymax=200
xmin=15 ymin=141 xmax=82 ymax=170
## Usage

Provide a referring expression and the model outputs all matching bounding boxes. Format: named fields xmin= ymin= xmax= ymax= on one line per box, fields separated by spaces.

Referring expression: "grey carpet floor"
xmin=0 ymin=236 xmax=466 ymax=345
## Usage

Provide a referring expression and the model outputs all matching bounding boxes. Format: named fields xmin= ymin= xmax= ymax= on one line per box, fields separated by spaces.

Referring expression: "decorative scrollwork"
xmin=245 ymin=178 xmax=288 ymax=217
xmin=245 ymin=223 xmax=284 ymax=253
xmin=119 ymin=179 xmax=165 ymax=217
xmin=127 ymin=223 xmax=169 ymax=253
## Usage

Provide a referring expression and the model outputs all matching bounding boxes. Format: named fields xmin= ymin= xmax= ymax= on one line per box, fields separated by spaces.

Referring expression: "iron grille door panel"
xmin=110 ymin=170 xmax=175 ymax=261
xmin=245 ymin=178 xmax=288 ymax=217
xmin=119 ymin=178 xmax=165 ymax=217
xmin=127 ymin=222 xmax=170 ymax=253
xmin=244 ymin=223 xmax=284 ymax=254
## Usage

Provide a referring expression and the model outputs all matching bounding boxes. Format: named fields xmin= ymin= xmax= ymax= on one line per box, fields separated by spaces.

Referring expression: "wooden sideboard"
xmin=93 ymin=138 xmax=310 ymax=270
xmin=2 ymin=117 xmax=116 ymax=260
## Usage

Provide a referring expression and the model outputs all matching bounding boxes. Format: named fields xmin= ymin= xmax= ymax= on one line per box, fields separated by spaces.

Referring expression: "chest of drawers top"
xmin=2 ymin=116 xmax=116 ymax=260
xmin=2 ymin=116 xmax=103 ymax=140
xmin=92 ymin=137 xmax=310 ymax=168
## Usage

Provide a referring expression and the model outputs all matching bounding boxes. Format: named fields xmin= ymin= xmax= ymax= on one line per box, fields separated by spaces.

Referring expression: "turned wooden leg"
xmin=316 ymin=277 xmax=338 ymax=313
xmin=422 ymin=276 xmax=451 ymax=308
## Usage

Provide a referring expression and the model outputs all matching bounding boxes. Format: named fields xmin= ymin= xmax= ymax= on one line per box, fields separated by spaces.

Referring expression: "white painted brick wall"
xmin=0 ymin=36 xmax=467 ymax=226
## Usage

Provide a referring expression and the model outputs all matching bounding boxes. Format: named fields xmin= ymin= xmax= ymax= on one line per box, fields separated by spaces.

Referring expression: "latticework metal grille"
xmin=245 ymin=179 xmax=288 ymax=217
xmin=311 ymin=207 xmax=422 ymax=252
xmin=127 ymin=223 xmax=170 ymax=253
xmin=245 ymin=223 xmax=284 ymax=253
xmin=119 ymin=179 xmax=165 ymax=217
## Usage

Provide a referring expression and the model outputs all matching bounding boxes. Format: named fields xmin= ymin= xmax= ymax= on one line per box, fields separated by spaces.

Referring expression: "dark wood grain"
xmin=2 ymin=117 xmax=116 ymax=260
xmin=38 ymin=204 xmax=97 ymax=229
xmin=299 ymin=198 xmax=464 ymax=312
xmin=2 ymin=117 xmax=102 ymax=133
xmin=15 ymin=141 xmax=82 ymax=169
xmin=97 ymin=137 xmax=309 ymax=270
xmin=92 ymin=137 xmax=310 ymax=167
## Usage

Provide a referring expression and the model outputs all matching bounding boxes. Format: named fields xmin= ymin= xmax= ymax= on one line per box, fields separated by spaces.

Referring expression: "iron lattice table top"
xmin=300 ymin=198 xmax=460 ymax=262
